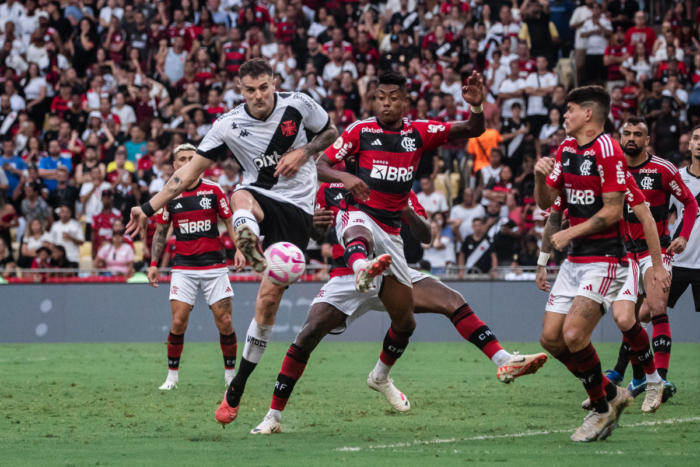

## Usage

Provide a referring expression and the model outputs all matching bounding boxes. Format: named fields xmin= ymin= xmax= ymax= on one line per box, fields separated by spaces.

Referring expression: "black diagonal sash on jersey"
xmin=465 ymin=238 xmax=491 ymax=269
xmin=672 ymin=191 xmax=700 ymax=240
xmin=251 ymin=105 xmax=304 ymax=190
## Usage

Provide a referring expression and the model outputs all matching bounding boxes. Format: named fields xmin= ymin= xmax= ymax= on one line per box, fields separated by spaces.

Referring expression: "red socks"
xmin=573 ymin=344 xmax=608 ymax=412
xmin=651 ymin=314 xmax=671 ymax=380
xmin=379 ymin=325 xmax=411 ymax=366
xmin=450 ymin=304 xmax=503 ymax=359
xmin=270 ymin=344 xmax=310 ymax=411
xmin=220 ymin=332 xmax=238 ymax=370
xmin=167 ymin=332 xmax=184 ymax=370
xmin=622 ymin=322 xmax=656 ymax=375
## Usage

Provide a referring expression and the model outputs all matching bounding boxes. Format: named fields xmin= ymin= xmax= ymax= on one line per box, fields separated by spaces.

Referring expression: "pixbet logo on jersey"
xmin=179 ymin=219 xmax=212 ymax=234
xmin=254 ymin=151 xmax=282 ymax=169
xmin=370 ymin=161 xmax=414 ymax=182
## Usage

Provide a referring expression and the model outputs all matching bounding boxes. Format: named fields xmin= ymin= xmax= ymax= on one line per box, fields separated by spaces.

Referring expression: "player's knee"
xmin=613 ymin=312 xmax=636 ymax=333
xmin=392 ymin=315 xmax=416 ymax=336
xmin=215 ymin=313 xmax=233 ymax=332
xmin=296 ymin=320 xmax=326 ymax=351
xmin=539 ymin=333 xmax=562 ymax=354
xmin=171 ymin=317 xmax=188 ymax=333
xmin=562 ymin=327 xmax=587 ymax=352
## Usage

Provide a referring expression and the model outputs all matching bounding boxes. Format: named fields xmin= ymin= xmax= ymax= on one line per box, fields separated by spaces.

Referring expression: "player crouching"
xmin=147 ymin=144 xmax=243 ymax=390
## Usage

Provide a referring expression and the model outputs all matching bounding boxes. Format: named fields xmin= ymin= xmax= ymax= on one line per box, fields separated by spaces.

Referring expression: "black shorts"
xmin=241 ymin=188 xmax=313 ymax=254
xmin=667 ymin=266 xmax=700 ymax=311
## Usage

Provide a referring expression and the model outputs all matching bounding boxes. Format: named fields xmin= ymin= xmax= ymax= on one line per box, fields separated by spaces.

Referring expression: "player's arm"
xmin=534 ymin=157 xmax=560 ymax=210
xmin=148 ymin=221 xmax=170 ymax=288
xmin=403 ymin=206 xmax=431 ymax=244
xmin=668 ymin=172 xmax=699 ymax=254
xmin=447 ymin=72 xmax=485 ymax=142
xmin=551 ymin=191 xmax=625 ymax=249
xmin=631 ymin=201 xmax=671 ymax=292
xmin=311 ymin=208 xmax=334 ymax=241
xmin=274 ymin=119 xmax=339 ymax=178
xmin=222 ymin=216 xmax=246 ymax=272
xmin=317 ymin=129 xmax=370 ymax=202
xmin=536 ymin=205 xmax=564 ymax=292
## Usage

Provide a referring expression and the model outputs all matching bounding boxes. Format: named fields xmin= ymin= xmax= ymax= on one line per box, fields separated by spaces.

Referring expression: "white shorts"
xmin=637 ymin=253 xmax=673 ymax=296
xmin=614 ymin=259 xmax=640 ymax=304
xmin=336 ymin=210 xmax=412 ymax=287
xmin=311 ymin=269 xmax=430 ymax=332
xmin=546 ymin=260 xmax=628 ymax=314
xmin=169 ymin=267 xmax=233 ymax=306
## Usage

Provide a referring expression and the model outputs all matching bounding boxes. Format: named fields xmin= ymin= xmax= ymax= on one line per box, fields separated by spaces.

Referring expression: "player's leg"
xmin=644 ymin=266 xmax=672 ymax=382
xmin=202 ymin=269 xmax=237 ymax=386
xmin=341 ymin=221 xmax=392 ymax=293
xmin=252 ymin=302 xmax=347 ymax=434
xmin=230 ymin=189 xmax=266 ymax=272
xmin=411 ymin=277 xmax=546 ymax=382
xmin=161 ymin=300 xmax=193 ymax=389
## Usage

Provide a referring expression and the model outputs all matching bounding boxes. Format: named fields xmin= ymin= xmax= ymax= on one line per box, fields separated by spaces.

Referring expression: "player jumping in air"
xmin=147 ymin=144 xmax=242 ymax=390
xmin=605 ymin=118 xmax=697 ymax=399
xmin=249 ymin=172 xmax=547 ymax=434
xmin=126 ymin=59 xmax=338 ymax=424
xmin=533 ymin=86 xmax=638 ymax=442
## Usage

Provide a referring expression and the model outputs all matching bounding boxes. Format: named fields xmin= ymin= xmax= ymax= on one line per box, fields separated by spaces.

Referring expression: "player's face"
xmin=690 ymin=129 xmax=700 ymax=158
xmin=563 ymin=102 xmax=588 ymax=136
xmin=173 ymin=150 xmax=195 ymax=171
xmin=240 ymin=74 xmax=275 ymax=119
xmin=374 ymin=84 xmax=407 ymax=127
xmin=620 ymin=123 xmax=649 ymax=157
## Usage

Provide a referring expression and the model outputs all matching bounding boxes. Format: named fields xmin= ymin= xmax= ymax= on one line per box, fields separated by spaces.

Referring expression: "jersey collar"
xmin=184 ymin=179 xmax=203 ymax=192
xmin=244 ymin=93 xmax=278 ymax=122
xmin=376 ymin=118 xmax=405 ymax=133
xmin=627 ymin=153 xmax=652 ymax=171
xmin=577 ymin=132 xmax=604 ymax=151
xmin=687 ymin=165 xmax=700 ymax=179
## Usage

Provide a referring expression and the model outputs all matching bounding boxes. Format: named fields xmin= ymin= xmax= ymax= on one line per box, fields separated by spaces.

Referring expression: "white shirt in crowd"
xmin=498 ymin=77 xmax=526 ymax=119
xmin=50 ymin=219 xmax=85 ymax=263
xmin=580 ymin=17 xmax=612 ymax=55
xmin=323 ymin=61 xmax=358 ymax=82
xmin=423 ymin=236 xmax=456 ymax=269
xmin=22 ymin=76 xmax=47 ymax=100
xmin=23 ymin=232 xmax=52 ymax=251
xmin=99 ymin=6 xmax=124 ymax=24
xmin=79 ymin=181 xmax=112 ymax=224
xmin=525 ymin=71 xmax=558 ymax=116
xmin=485 ymin=63 xmax=509 ymax=103
xmin=450 ymin=203 xmax=486 ymax=239
xmin=0 ymin=2 xmax=26 ymax=28
xmin=621 ymin=56 xmax=654 ymax=80
xmin=111 ymin=105 xmax=136 ymax=133
xmin=441 ymin=80 xmax=466 ymax=108
xmin=570 ymin=5 xmax=593 ymax=50
xmin=9 ymin=93 xmax=25 ymax=111
xmin=270 ymin=57 xmax=297 ymax=91
xmin=417 ymin=190 xmax=448 ymax=216
xmin=539 ymin=123 xmax=560 ymax=141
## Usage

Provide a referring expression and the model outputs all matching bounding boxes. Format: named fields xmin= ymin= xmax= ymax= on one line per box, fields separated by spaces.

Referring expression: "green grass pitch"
xmin=2 ymin=342 xmax=700 ymax=466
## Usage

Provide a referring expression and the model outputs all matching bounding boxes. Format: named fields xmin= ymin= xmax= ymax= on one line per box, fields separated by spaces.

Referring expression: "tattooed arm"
xmin=274 ymin=120 xmax=339 ymax=178
xmin=551 ymin=191 xmax=625 ymax=250
xmin=147 ymin=222 xmax=170 ymax=288
xmin=536 ymin=208 xmax=564 ymax=292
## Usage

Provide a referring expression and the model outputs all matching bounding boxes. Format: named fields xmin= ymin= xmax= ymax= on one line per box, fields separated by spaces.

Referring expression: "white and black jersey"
xmin=196 ymin=92 xmax=331 ymax=214
xmin=670 ymin=166 xmax=700 ymax=269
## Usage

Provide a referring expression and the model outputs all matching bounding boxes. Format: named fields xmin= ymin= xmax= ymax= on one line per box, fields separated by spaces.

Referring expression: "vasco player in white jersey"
xmin=125 ymin=59 xmax=338 ymax=424
xmin=147 ymin=144 xmax=242 ymax=390
xmin=314 ymin=70 xmax=492 ymax=410
xmin=533 ymin=86 xmax=636 ymax=442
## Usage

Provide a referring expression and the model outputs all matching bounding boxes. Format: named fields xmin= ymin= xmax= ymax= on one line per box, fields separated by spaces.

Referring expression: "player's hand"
xmin=147 ymin=266 xmax=159 ymax=287
xmin=233 ymin=249 xmax=246 ymax=272
xmin=274 ymin=147 xmax=307 ymax=178
xmin=652 ymin=264 xmax=671 ymax=293
xmin=551 ymin=230 xmax=571 ymax=251
xmin=668 ymin=236 xmax=687 ymax=254
xmin=536 ymin=265 xmax=551 ymax=292
xmin=534 ymin=157 xmax=555 ymax=178
xmin=313 ymin=209 xmax=334 ymax=230
xmin=126 ymin=206 xmax=148 ymax=237
xmin=340 ymin=173 xmax=371 ymax=203
xmin=462 ymin=71 xmax=484 ymax=107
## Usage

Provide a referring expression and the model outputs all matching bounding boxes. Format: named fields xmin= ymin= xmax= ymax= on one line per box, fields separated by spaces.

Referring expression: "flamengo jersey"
xmin=323 ymin=118 xmax=452 ymax=235
xmin=316 ymin=183 xmax=426 ymax=278
xmin=547 ymin=134 xmax=629 ymax=264
xmin=156 ymin=179 xmax=232 ymax=270
xmin=626 ymin=154 xmax=696 ymax=256
xmin=670 ymin=166 xmax=700 ymax=269
xmin=196 ymin=92 xmax=331 ymax=215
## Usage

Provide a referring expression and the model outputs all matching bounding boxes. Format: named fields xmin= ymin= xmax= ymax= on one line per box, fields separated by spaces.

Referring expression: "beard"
xmin=623 ymin=142 xmax=644 ymax=157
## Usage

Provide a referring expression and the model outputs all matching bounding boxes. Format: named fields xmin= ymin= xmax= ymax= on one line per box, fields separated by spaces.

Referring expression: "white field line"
xmin=334 ymin=416 xmax=700 ymax=452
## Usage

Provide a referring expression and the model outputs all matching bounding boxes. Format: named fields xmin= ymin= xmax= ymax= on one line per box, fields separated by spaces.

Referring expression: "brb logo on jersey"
xmin=566 ymin=188 xmax=595 ymax=205
xmin=180 ymin=219 xmax=212 ymax=234
xmin=370 ymin=161 xmax=414 ymax=182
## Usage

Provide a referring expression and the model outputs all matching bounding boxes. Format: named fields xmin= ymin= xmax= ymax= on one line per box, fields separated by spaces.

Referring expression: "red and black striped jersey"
xmin=547 ymin=134 xmax=630 ymax=264
xmin=323 ymin=117 xmax=452 ymax=235
xmin=222 ymin=41 xmax=248 ymax=75
xmin=626 ymin=154 xmax=697 ymax=256
xmin=316 ymin=183 xmax=426 ymax=278
xmin=155 ymin=179 xmax=232 ymax=270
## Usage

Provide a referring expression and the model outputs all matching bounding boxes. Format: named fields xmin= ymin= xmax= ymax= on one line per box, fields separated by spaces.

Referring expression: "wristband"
xmin=537 ymin=252 xmax=550 ymax=267
xmin=141 ymin=201 xmax=156 ymax=217
xmin=470 ymin=104 xmax=483 ymax=114
xmin=150 ymin=261 xmax=158 ymax=268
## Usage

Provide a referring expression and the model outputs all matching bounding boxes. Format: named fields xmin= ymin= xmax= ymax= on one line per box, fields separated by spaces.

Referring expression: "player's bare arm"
xmin=316 ymin=154 xmax=371 ymax=202
xmin=551 ymin=191 xmax=625 ymax=250
xmin=274 ymin=120 xmax=338 ymax=178
xmin=632 ymin=202 xmax=672 ymax=292
xmin=536 ymin=209 xmax=564 ymax=292
xmin=534 ymin=158 xmax=559 ymax=210
xmin=222 ymin=216 xmax=246 ymax=272
xmin=403 ymin=205 xmax=431 ymax=244
xmin=311 ymin=208 xmax=334 ymax=241
xmin=447 ymin=72 xmax=486 ymax=142
xmin=148 ymin=222 xmax=170 ymax=288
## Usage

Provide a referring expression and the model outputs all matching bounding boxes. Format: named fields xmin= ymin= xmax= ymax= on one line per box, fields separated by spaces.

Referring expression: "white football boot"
xmin=367 ymin=372 xmax=410 ymax=412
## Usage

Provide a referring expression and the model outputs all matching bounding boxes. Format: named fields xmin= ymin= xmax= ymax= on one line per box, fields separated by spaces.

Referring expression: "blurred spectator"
xmin=468 ymin=121 xmax=503 ymax=179
xmin=476 ymin=148 xmax=505 ymax=206
xmin=38 ymin=140 xmax=73 ymax=192
xmin=514 ymin=234 xmax=540 ymax=267
xmin=19 ymin=218 xmax=52 ymax=268
xmin=525 ymin=56 xmax=558 ymax=138
xmin=218 ymin=159 xmax=240 ymax=195
xmin=491 ymin=218 xmax=519 ymax=267
xmin=621 ymin=41 xmax=654 ymax=82
xmin=1 ymin=140 xmax=25 ymax=199
xmin=0 ymin=237 xmax=16 ymax=276
xmin=438 ymin=94 xmax=469 ymax=170
xmin=21 ymin=182 xmax=51 ymax=226
xmin=458 ymin=217 xmax=493 ymax=277
xmin=80 ymin=167 xmax=112 ymax=238
xmin=641 ymin=80 xmax=670 ymax=127
xmin=603 ymin=27 xmax=630 ymax=91
xmin=112 ymin=92 xmax=136 ymax=133
xmin=519 ymin=0 xmax=560 ymax=67
xmin=91 ymin=190 xmax=122 ymax=256
xmin=50 ymin=244 xmax=72 ymax=275
xmin=580 ymin=3 xmax=612 ymax=85
xmin=501 ymin=102 xmax=528 ymax=171
xmin=149 ymin=163 xmax=174 ymax=195
xmin=538 ymin=107 xmax=563 ymax=158
xmin=651 ymin=99 xmax=681 ymax=160
xmin=49 ymin=203 xmax=84 ymax=267
xmin=48 ymin=166 xmax=80 ymax=220
xmin=498 ymin=60 xmax=526 ymax=119
xmin=606 ymin=0 xmax=638 ymax=31
xmin=422 ymin=219 xmax=455 ymax=275
xmin=125 ymin=126 xmax=147 ymax=163
xmin=449 ymin=188 xmax=485 ymax=242
xmin=416 ymin=176 xmax=449 ymax=220
xmin=0 ymin=191 xmax=18 ymax=259
xmin=625 ymin=11 xmax=655 ymax=53
xmin=94 ymin=218 xmax=134 ymax=277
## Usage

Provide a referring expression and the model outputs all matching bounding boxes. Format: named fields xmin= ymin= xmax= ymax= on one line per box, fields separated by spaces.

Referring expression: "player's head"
xmin=173 ymin=143 xmax=197 ymax=170
xmin=690 ymin=125 xmax=700 ymax=160
xmin=620 ymin=116 xmax=649 ymax=158
xmin=374 ymin=70 xmax=408 ymax=128
xmin=564 ymin=86 xmax=610 ymax=138
xmin=239 ymin=58 xmax=275 ymax=119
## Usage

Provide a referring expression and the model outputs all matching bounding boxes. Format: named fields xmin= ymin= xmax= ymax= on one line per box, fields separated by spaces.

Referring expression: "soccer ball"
xmin=263 ymin=242 xmax=306 ymax=286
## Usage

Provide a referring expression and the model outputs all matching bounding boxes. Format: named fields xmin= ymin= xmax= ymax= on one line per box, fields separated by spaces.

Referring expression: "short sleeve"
xmin=546 ymin=146 xmax=564 ymax=190
xmin=665 ymin=166 xmax=694 ymax=203
xmin=596 ymin=138 xmax=627 ymax=193
xmin=414 ymin=120 xmax=453 ymax=152
xmin=156 ymin=205 xmax=171 ymax=224
xmin=407 ymin=190 xmax=427 ymax=219
xmin=215 ymin=184 xmax=232 ymax=219
xmin=625 ymin=171 xmax=646 ymax=207
xmin=292 ymin=92 xmax=330 ymax=134
xmin=197 ymin=114 xmax=230 ymax=161
xmin=316 ymin=185 xmax=328 ymax=210
xmin=324 ymin=124 xmax=360 ymax=164
xmin=73 ymin=223 xmax=85 ymax=241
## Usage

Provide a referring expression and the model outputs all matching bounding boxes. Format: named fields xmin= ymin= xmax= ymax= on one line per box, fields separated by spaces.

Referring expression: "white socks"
xmin=491 ymin=349 xmax=512 ymax=368
xmin=641 ymin=321 xmax=651 ymax=333
xmin=224 ymin=368 xmax=236 ymax=385
xmin=167 ymin=369 xmax=178 ymax=382
xmin=352 ymin=259 xmax=369 ymax=274
xmin=646 ymin=370 xmax=663 ymax=383
xmin=233 ymin=209 xmax=260 ymax=237
xmin=266 ymin=408 xmax=282 ymax=421
xmin=372 ymin=360 xmax=392 ymax=381
xmin=242 ymin=319 xmax=274 ymax=364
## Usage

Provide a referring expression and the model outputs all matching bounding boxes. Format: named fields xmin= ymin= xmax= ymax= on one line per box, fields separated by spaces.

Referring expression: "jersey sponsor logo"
xmin=640 ymin=175 xmax=653 ymax=190
xmin=401 ymin=137 xmax=416 ymax=151
xmin=616 ymin=161 xmax=625 ymax=185
xmin=239 ymin=129 xmax=251 ymax=138
xmin=174 ymin=203 xmax=183 ymax=209
xmin=638 ymin=168 xmax=658 ymax=173
xmin=566 ymin=188 xmax=595 ymax=205
xmin=361 ymin=127 xmax=383 ymax=133
xmin=669 ymin=180 xmax=683 ymax=198
xmin=162 ymin=210 xmax=170 ymax=221
xmin=281 ymin=120 xmax=297 ymax=137
xmin=580 ymin=159 xmax=592 ymax=176
xmin=200 ymin=197 xmax=212 ymax=209
xmin=247 ymin=335 xmax=267 ymax=348
xmin=219 ymin=198 xmax=229 ymax=215
xmin=254 ymin=151 xmax=282 ymax=168
xmin=197 ymin=190 xmax=214 ymax=196
xmin=293 ymin=92 xmax=315 ymax=109
xmin=332 ymin=136 xmax=344 ymax=149
xmin=370 ymin=163 xmax=414 ymax=182
xmin=549 ymin=161 xmax=562 ymax=181
xmin=180 ymin=219 xmax=212 ymax=234
xmin=334 ymin=142 xmax=353 ymax=160
xmin=427 ymin=124 xmax=445 ymax=133
xmin=371 ymin=139 xmax=382 ymax=146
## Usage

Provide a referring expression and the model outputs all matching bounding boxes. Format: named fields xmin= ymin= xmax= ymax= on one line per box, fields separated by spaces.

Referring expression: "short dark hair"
xmin=691 ymin=125 xmax=700 ymax=137
xmin=624 ymin=116 xmax=647 ymax=128
xmin=566 ymin=85 xmax=611 ymax=124
xmin=378 ymin=70 xmax=407 ymax=91
xmin=239 ymin=58 xmax=273 ymax=80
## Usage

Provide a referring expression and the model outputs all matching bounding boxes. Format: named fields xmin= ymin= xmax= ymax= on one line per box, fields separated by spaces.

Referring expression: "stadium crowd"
xmin=0 ymin=0 xmax=699 ymax=279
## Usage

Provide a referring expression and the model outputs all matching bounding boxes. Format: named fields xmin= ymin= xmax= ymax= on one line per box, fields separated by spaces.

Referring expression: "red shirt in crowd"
xmin=168 ymin=22 xmax=195 ymax=51
xmin=422 ymin=32 xmax=454 ymax=50
xmin=518 ymin=58 xmax=536 ymax=79
xmin=50 ymin=96 xmax=71 ymax=117
xmin=605 ymin=45 xmax=630 ymax=81
xmin=622 ymin=84 xmax=640 ymax=114
xmin=223 ymin=41 xmax=249 ymax=75
xmin=322 ymin=40 xmax=353 ymax=55
xmin=625 ymin=26 xmax=656 ymax=53
xmin=92 ymin=209 xmax=122 ymax=254
xmin=204 ymin=104 xmax=226 ymax=123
